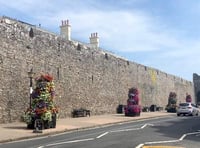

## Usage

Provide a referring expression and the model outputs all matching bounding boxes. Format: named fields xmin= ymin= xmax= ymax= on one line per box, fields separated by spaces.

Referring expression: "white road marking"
xmin=145 ymin=139 xmax=179 ymax=145
xmin=135 ymin=144 xmax=144 ymax=148
xmin=110 ymin=123 xmax=154 ymax=133
xmin=185 ymin=131 xmax=200 ymax=136
xmin=141 ymin=124 xmax=148 ymax=129
xmin=136 ymin=131 xmax=200 ymax=148
xmin=36 ymin=123 xmax=152 ymax=147
xmin=179 ymin=134 xmax=186 ymax=141
xmin=141 ymin=123 xmax=154 ymax=129
xmin=110 ymin=128 xmax=141 ymax=133
xmin=37 ymin=138 xmax=94 ymax=148
xmin=96 ymin=132 xmax=109 ymax=138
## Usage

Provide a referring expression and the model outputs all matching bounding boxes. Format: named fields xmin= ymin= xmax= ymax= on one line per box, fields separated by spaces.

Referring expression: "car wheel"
xmin=177 ymin=113 xmax=180 ymax=116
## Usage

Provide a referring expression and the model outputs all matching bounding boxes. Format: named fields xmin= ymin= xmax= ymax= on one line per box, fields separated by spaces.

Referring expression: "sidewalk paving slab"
xmin=0 ymin=111 xmax=173 ymax=143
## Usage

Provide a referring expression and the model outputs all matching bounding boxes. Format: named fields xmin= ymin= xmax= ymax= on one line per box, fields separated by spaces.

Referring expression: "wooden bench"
xmin=72 ymin=108 xmax=90 ymax=118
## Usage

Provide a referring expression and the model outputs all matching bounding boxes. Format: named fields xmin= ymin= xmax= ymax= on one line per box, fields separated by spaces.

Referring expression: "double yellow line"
xmin=143 ymin=146 xmax=184 ymax=148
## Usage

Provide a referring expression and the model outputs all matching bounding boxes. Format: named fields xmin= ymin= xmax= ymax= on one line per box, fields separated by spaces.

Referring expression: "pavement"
xmin=0 ymin=111 xmax=173 ymax=143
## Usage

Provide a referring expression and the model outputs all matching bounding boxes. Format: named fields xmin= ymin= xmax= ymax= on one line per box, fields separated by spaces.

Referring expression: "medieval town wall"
xmin=193 ymin=73 xmax=200 ymax=104
xmin=0 ymin=16 xmax=194 ymax=123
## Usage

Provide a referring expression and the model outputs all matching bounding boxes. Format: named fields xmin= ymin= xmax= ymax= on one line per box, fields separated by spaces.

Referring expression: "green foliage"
xmin=41 ymin=111 xmax=52 ymax=121
xmin=24 ymin=74 xmax=58 ymax=125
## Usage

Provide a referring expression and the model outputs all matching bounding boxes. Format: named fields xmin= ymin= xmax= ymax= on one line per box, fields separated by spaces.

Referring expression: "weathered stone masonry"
xmin=193 ymin=73 xmax=200 ymax=104
xmin=0 ymin=16 xmax=194 ymax=123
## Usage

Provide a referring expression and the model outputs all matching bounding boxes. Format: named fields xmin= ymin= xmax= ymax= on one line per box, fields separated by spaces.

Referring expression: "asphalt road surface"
xmin=1 ymin=114 xmax=200 ymax=148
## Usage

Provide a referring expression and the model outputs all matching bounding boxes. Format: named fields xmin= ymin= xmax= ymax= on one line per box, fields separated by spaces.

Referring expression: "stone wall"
xmin=0 ymin=16 xmax=194 ymax=123
xmin=193 ymin=73 xmax=200 ymax=104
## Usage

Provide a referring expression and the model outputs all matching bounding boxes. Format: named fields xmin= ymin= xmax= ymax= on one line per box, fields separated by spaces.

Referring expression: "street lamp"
xmin=28 ymin=68 xmax=35 ymax=109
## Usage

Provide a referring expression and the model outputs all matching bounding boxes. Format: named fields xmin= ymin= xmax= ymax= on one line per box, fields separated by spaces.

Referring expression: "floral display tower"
xmin=24 ymin=74 xmax=58 ymax=129
xmin=165 ymin=92 xmax=177 ymax=113
xmin=124 ymin=87 xmax=141 ymax=116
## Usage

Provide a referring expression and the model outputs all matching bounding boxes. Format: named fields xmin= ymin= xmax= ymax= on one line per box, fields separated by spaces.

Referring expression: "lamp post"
xmin=28 ymin=68 xmax=35 ymax=109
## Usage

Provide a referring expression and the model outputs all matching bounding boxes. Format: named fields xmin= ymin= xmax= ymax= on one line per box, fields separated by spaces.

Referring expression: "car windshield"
xmin=179 ymin=103 xmax=189 ymax=106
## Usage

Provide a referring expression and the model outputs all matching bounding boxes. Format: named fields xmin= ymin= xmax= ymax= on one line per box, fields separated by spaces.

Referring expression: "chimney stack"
xmin=89 ymin=32 xmax=99 ymax=48
xmin=60 ymin=20 xmax=71 ymax=40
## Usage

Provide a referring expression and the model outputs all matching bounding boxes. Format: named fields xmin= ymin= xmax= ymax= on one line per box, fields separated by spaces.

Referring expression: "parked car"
xmin=177 ymin=102 xmax=200 ymax=116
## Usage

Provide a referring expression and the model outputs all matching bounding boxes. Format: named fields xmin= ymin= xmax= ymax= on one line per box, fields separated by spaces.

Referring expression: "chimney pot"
xmin=90 ymin=32 xmax=99 ymax=48
xmin=60 ymin=19 xmax=71 ymax=40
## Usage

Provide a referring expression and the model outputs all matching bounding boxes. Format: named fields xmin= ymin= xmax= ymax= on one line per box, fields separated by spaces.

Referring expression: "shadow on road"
xmin=151 ymin=115 xmax=200 ymax=142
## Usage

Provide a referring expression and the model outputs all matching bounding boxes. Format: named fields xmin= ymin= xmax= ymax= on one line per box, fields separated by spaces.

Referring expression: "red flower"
xmin=42 ymin=74 xmax=53 ymax=81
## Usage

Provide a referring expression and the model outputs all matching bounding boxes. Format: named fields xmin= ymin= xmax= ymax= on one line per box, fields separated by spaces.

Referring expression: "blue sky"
xmin=1 ymin=0 xmax=200 ymax=81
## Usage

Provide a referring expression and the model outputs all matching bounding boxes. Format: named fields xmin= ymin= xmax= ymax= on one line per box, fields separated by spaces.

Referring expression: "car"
xmin=177 ymin=102 xmax=200 ymax=116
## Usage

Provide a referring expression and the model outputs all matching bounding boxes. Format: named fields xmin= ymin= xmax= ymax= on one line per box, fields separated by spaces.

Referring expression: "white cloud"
xmin=35 ymin=9 xmax=184 ymax=53
xmin=1 ymin=0 xmax=199 ymax=81
xmin=0 ymin=0 xmax=187 ymax=52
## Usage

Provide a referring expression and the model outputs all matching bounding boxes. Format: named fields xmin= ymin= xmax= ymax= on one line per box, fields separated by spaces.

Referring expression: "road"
xmin=1 ymin=114 xmax=200 ymax=148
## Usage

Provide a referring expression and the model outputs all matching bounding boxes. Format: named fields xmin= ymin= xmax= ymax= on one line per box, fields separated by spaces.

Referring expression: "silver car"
xmin=177 ymin=102 xmax=199 ymax=116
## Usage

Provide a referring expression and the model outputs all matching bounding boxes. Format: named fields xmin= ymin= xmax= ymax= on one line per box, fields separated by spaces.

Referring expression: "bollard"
xmin=33 ymin=119 xmax=43 ymax=133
